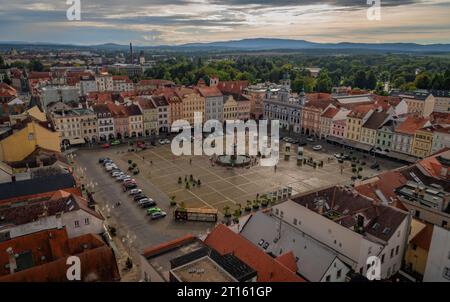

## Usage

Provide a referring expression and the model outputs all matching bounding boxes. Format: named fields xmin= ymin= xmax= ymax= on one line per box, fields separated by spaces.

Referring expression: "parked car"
xmin=298 ymin=141 xmax=307 ymax=147
xmin=102 ymin=143 xmax=110 ymax=149
xmin=133 ymin=194 xmax=147 ymax=201
xmin=105 ymin=165 xmax=118 ymax=172
xmin=307 ymin=137 xmax=315 ymax=142
xmin=129 ymin=189 xmax=142 ymax=195
xmin=138 ymin=199 xmax=157 ymax=208
xmin=150 ymin=211 xmax=167 ymax=220
xmin=137 ymin=141 xmax=146 ymax=149
xmin=122 ymin=178 xmax=135 ymax=183
xmin=123 ymin=183 xmax=137 ymax=191
xmin=146 ymin=207 xmax=162 ymax=215
xmin=103 ymin=160 xmax=113 ymax=166
xmin=111 ymin=140 xmax=121 ymax=146
xmin=98 ymin=157 xmax=109 ymax=164
xmin=370 ymin=163 xmax=380 ymax=170
xmin=313 ymin=145 xmax=323 ymax=151
xmin=164 ymin=139 xmax=171 ymax=144
xmin=111 ymin=171 xmax=124 ymax=177
xmin=158 ymin=139 xmax=166 ymax=145
xmin=116 ymin=175 xmax=128 ymax=181
xmin=334 ymin=153 xmax=343 ymax=159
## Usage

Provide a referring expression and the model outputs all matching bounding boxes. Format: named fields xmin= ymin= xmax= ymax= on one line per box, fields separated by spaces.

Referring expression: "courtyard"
xmin=107 ymin=140 xmax=400 ymax=216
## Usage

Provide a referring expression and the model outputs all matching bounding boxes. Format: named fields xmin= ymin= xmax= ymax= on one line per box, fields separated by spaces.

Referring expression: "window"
xmin=293 ymin=218 xmax=297 ymax=225
xmin=415 ymin=210 xmax=421 ymax=218
xmin=395 ymin=246 xmax=399 ymax=256
xmin=381 ymin=254 xmax=385 ymax=264
xmin=325 ymin=275 xmax=331 ymax=282
xmin=390 ymin=248 xmax=394 ymax=259
xmin=85 ymin=218 xmax=90 ymax=225
xmin=337 ymin=269 xmax=342 ymax=279
xmin=74 ymin=220 xmax=80 ymax=228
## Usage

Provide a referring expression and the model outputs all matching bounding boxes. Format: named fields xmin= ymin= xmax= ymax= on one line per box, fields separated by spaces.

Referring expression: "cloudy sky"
xmin=0 ymin=0 xmax=449 ymax=45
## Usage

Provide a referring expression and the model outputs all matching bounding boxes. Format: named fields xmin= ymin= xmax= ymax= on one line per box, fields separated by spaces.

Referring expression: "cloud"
xmin=0 ymin=0 xmax=448 ymax=45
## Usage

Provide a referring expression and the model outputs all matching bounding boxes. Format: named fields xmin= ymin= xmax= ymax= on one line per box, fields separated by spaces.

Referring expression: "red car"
xmin=102 ymin=143 xmax=110 ymax=149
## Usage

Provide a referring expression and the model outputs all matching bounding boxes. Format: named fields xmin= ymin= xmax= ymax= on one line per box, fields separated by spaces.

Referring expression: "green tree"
xmin=28 ymin=59 xmax=44 ymax=72
xmin=366 ymin=70 xmax=377 ymax=90
xmin=414 ymin=72 xmax=432 ymax=89
xmin=353 ymin=70 xmax=367 ymax=89
xmin=315 ymin=70 xmax=332 ymax=93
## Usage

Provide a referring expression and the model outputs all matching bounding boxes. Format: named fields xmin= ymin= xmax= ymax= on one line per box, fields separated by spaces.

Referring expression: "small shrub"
xmin=128 ymin=160 xmax=132 ymax=164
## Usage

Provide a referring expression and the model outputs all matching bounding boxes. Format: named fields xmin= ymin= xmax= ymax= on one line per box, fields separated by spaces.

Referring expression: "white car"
xmin=105 ymin=165 xmax=118 ymax=171
xmin=313 ymin=145 xmax=323 ymax=151
xmin=129 ymin=189 xmax=142 ymax=195
xmin=116 ymin=175 xmax=128 ymax=181
xmin=111 ymin=171 xmax=123 ymax=177
xmin=164 ymin=139 xmax=171 ymax=144
xmin=158 ymin=139 xmax=166 ymax=145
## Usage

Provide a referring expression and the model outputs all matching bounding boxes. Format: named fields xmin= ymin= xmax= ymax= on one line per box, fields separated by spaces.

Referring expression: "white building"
xmin=40 ymin=86 xmax=80 ymax=108
xmin=79 ymin=76 xmax=98 ymax=96
xmin=240 ymin=211 xmax=351 ymax=282
xmin=431 ymin=126 xmax=450 ymax=154
xmin=95 ymin=74 xmax=114 ymax=92
xmin=272 ymin=186 xmax=410 ymax=280
xmin=112 ymin=76 xmax=134 ymax=92
xmin=93 ymin=104 xmax=115 ymax=141
xmin=423 ymin=226 xmax=450 ymax=282
xmin=431 ymin=90 xmax=450 ymax=114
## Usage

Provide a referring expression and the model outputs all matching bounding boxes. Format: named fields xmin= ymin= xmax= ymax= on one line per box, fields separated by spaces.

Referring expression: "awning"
xmin=383 ymin=151 xmax=418 ymax=163
xmin=344 ymin=140 xmax=373 ymax=152
xmin=69 ymin=137 xmax=85 ymax=145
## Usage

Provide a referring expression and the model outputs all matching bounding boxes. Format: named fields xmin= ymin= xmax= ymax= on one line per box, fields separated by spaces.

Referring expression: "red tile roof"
xmin=217 ymin=80 xmax=249 ymax=95
xmin=395 ymin=116 xmax=430 ymax=135
xmin=204 ymin=225 xmax=304 ymax=282
xmin=321 ymin=107 xmax=340 ymax=119
xmin=0 ymin=228 xmax=120 ymax=282
xmin=348 ymin=104 xmax=376 ymax=119
xmin=28 ymin=72 xmax=51 ymax=80
xmin=355 ymin=170 xmax=408 ymax=204
xmin=196 ymin=86 xmax=223 ymax=98
xmin=275 ymin=251 xmax=297 ymax=273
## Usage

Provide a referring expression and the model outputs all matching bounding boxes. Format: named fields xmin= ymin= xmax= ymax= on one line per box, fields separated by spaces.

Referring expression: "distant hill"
xmin=179 ymin=38 xmax=450 ymax=52
xmin=1 ymin=38 xmax=450 ymax=53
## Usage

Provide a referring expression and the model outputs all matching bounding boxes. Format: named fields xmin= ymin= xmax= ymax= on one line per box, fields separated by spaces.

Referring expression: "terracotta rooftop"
xmin=142 ymin=234 xmax=196 ymax=258
xmin=321 ymin=107 xmax=340 ymax=119
xmin=125 ymin=104 xmax=142 ymax=116
xmin=348 ymin=104 xmax=375 ymax=119
xmin=395 ymin=116 xmax=430 ymax=135
xmin=355 ymin=170 xmax=408 ymax=205
xmin=275 ymin=251 xmax=298 ymax=273
xmin=0 ymin=228 xmax=120 ymax=282
xmin=204 ymin=224 xmax=304 ymax=282
xmin=218 ymin=80 xmax=249 ymax=94
xmin=197 ymin=86 xmax=223 ymax=98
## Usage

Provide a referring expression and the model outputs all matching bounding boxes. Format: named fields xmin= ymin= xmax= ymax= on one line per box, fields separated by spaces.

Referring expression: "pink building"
xmin=330 ymin=109 xmax=351 ymax=139
xmin=108 ymin=102 xmax=129 ymax=139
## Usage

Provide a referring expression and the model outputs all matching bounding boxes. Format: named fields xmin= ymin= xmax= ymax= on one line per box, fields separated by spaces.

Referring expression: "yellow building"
xmin=27 ymin=106 xmax=47 ymax=122
xmin=404 ymin=221 xmax=433 ymax=278
xmin=223 ymin=95 xmax=238 ymax=120
xmin=345 ymin=105 xmax=374 ymax=142
xmin=412 ymin=126 xmax=434 ymax=158
xmin=359 ymin=111 xmax=389 ymax=146
xmin=177 ymin=88 xmax=205 ymax=125
xmin=0 ymin=121 xmax=60 ymax=163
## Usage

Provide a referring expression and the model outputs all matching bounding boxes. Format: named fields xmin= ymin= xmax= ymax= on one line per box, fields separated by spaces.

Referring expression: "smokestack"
xmin=130 ymin=42 xmax=134 ymax=64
